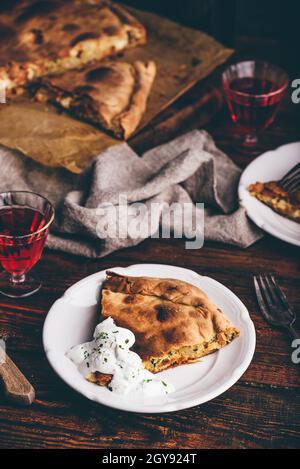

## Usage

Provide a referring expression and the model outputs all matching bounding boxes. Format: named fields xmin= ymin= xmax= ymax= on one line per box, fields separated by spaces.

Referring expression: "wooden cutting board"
xmin=0 ymin=6 xmax=233 ymax=173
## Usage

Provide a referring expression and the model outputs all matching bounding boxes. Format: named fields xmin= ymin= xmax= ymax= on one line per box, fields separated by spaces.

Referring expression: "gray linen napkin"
xmin=0 ymin=130 xmax=262 ymax=257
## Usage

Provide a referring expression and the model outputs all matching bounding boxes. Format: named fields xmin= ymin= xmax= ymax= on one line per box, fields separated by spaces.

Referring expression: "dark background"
xmin=119 ymin=0 xmax=296 ymax=39
xmin=118 ymin=0 xmax=299 ymax=74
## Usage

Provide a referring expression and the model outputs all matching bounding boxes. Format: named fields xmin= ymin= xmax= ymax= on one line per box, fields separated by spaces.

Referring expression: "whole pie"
xmin=33 ymin=60 xmax=156 ymax=139
xmin=248 ymin=181 xmax=300 ymax=223
xmin=88 ymin=271 xmax=240 ymax=386
xmin=0 ymin=0 xmax=146 ymax=94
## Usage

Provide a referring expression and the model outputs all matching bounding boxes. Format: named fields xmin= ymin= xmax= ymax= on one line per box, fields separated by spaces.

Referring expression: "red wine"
xmin=225 ymin=77 xmax=283 ymax=132
xmin=0 ymin=206 xmax=48 ymax=276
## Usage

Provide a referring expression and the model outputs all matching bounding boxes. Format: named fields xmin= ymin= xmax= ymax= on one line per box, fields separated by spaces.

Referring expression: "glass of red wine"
xmin=0 ymin=191 xmax=54 ymax=298
xmin=222 ymin=61 xmax=288 ymax=151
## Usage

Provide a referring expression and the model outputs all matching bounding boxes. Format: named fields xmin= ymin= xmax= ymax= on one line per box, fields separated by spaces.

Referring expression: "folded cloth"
xmin=0 ymin=130 xmax=262 ymax=257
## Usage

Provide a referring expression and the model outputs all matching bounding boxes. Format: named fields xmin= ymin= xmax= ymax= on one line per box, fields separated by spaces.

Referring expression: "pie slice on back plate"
xmin=33 ymin=60 xmax=156 ymax=139
xmin=88 ymin=271 xmax=240 ymax=386
xmin=0 ymin=0 xmax=146 ymax=94
xmin=248 ymin=181 xmax=300 ymax=223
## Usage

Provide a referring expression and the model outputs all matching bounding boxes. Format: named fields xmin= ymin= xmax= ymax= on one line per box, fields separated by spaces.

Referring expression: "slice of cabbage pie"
xmin=88 ymin=271 xmax=240 ymax=386
xmin=33 ymin=59 xmax=156 ymax=139
xmin=0 ymin=0 xmax=146 ymax=95
xmin=248 ymin=181 xmax=300 ymax=223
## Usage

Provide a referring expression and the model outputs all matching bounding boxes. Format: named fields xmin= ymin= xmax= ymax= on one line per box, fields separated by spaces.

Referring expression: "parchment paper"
xmin=0 ymin=6 xmax=233 ymax=173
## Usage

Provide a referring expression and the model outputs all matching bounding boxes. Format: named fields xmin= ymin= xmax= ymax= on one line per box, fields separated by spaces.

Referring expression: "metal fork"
xmin=280 ymin=162 xmax=300 ymax=194
xmin=253 ymin=274 xmax=298 ymax=341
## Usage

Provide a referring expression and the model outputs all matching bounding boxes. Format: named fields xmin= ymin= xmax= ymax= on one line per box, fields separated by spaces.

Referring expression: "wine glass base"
xmin=0 ymin=271 xmax=42 ymax=298
xmin=236 ymin=144 xmax=262 ymax=156
xmin=232 ymin=133 xmax=262 ymax=155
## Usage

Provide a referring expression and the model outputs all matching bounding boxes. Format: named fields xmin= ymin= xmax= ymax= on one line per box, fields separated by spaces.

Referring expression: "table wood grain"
xmin=0 ymin=37 xmax=299 ymax=449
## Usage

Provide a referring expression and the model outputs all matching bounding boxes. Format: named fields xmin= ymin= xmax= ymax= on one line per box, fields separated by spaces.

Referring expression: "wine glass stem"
xmin=244 ymin=134 xmax=258 ymax=147
xmin=11 ymin=273 xmax=26 ymax=284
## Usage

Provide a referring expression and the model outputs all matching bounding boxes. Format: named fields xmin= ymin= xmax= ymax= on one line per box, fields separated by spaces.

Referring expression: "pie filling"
xmin=87 ymin=329 xmax=239 ymax=387
xmin=248 ymin=181 xmax=300 ymax=223
xmin=34 ymin=82 xmax=133 ymax=138
xmin=2 ymin=26 xmax=144 ymax=93
xmin=144 ymin=329 xmax=239 ymax=373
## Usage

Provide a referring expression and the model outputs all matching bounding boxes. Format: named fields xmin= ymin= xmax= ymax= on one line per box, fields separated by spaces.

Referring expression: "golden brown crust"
xmin=99 ymin=272 xmax=240 ymax=376
xmin=87 ymin=273 xmax=239 ymax=387
xmin=142 ymin=327 xmax=239 ymax=373
xmin=248 ymin=181 xmax=300 ymax=223
xmin=34 ymin=60 xmax=156 ymax=139
xmin=116 ymin=61 xmax=156 ymax=139
xmin=106 ymin=1 xmax=146 ymax=37
xmin=104 ymin=270 xmax=214 ymax=308
xmin=0 ymin=0 xmax=146 ymax=93
xmin=101 ymin=289 xmax=239 ymax=362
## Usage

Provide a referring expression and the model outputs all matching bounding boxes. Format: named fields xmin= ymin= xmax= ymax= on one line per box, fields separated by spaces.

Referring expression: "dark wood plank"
xmin=0 ymin=381 xmax=298 ymax=449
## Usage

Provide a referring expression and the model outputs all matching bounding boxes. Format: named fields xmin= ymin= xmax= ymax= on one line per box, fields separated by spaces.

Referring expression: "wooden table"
xmin=0 ymin=36 xmax=299 ymax=450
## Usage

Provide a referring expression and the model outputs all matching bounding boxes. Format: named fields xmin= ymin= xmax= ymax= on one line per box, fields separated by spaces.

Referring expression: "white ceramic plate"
xmin=238 ymin=142 xmax=300 ymax=246
xmin=43 ymin=264 xmax=256 ymax=413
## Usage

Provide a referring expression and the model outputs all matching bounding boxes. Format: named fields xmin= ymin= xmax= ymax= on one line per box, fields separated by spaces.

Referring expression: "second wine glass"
xmin=222 ymin=61 xmax=288 ymax=151
xmin=0 ymin=191 xmax=55 ymax=298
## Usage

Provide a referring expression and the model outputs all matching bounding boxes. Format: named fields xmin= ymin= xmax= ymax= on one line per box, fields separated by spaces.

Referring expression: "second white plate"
xmin=238 ymin=142 xmax=300 ymax=246
xmin=43 ymin=264 xmax=256 ymax=413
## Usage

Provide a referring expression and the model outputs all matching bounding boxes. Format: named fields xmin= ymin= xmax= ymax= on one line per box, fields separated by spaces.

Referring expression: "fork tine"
xmin=281 ymin=163 xmax=300 ymax=184
xmin=282 ymin=176 xmax=300 ymax=191
xmin=253 ymin=276 xmax=273 ymax=322
xmin=269 ymin=275 xmax=295 ymax=319
xmin=281 ymin=163 xmax=300 ymax=193
xmin=263 ymin=275 xmax=278 ymax=304
xmin=257 ymin=275 xmax=275 ymax=309
xmin=254 ymin=275 xmax=298 ymax=338
xmin=284 ymin=182 xmax=300 ymax=193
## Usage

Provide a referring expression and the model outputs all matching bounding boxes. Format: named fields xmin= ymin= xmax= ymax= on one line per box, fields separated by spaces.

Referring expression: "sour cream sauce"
xmin=66 ymin=317 xmax=174 ymax=397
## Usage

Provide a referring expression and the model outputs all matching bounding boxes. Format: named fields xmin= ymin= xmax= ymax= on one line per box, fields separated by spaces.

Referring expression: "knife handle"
xmin=0 ymin=346 xmax=35 ymax=406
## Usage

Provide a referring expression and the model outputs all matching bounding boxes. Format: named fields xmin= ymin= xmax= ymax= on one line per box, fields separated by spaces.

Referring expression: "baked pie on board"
xmin=0 ymin=3 xmax=233 ymax=171
xmin=0 ymin=0 xmax=145 ymax=94
xmin=33 ymin=60 xmax=156 ymax=139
